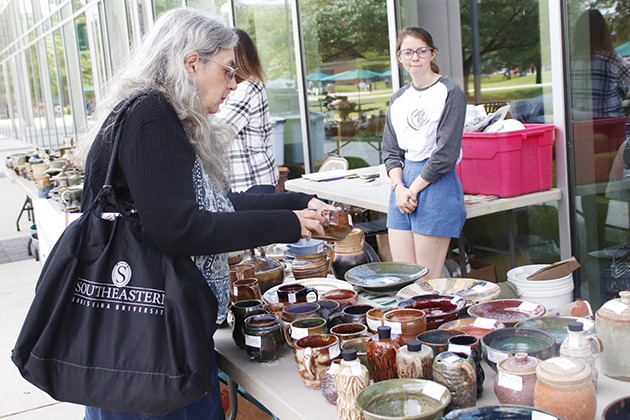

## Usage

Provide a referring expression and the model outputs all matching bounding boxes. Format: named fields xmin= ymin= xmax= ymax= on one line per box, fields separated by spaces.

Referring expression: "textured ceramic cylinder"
xmin=335 ymin=349 xmax=370 ymax=420
xmin=242 ymin=313 xmax=284 ymax=362
xmin=432 ymin=351 xmax=477 ymax=410
xmin=366 ymin=326 xmax=399 ymax=382
xmin=395 ymin=340 xmax=433 ymax=380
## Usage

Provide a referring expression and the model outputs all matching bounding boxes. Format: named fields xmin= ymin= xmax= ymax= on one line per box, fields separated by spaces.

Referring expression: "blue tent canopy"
xmin=616 ymin=41 xmax=630 ymax=57
xmin=323 ymin=69 xmax=381 ymax=82
xmin=306 ymin=69 xmax=331 ymax=81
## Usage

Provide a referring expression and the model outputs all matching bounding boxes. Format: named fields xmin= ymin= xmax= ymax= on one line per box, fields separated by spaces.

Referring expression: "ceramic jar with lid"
xmin=533 ymin=357 xmax=596 ymax=420
xmin=596 ymin=290 xmax=630 ymax=381
xmin=494 ymin=352 xmax=540 ymax=406
xmin=331 ymin=228 xmax=368 ymax=280
xmin=559 ymin=321 xmax=602 ymax=387
xmin=366 ymin=326 xmax=399 ymax=382
xmin=396 ymin=339 xmax=433 ymax=380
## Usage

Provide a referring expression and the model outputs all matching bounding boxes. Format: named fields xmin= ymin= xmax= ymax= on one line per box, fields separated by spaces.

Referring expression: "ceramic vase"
xmin=395 ymin=339 xmax=434 ymax=380
xmin=366 ymin=326 xmax=399 ymax=382
xmin=432 ymin=351 xmax=477 ymax=410
xmin=331 ymin=228 xmax=368 ymax=280
xmin=335 ymin=349 xmax=370 ymax=420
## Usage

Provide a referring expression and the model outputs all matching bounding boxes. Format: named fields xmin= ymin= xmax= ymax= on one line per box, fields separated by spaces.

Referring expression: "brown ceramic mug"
xmin=277 ymin=283 xmax=319 ymax=304
xmin=230 ymin=278 xmax=262 ymax=303
xmin=284 ymin=317 xmax=328 ymax=348
xmin=340 ymin=304 xmax=375 ymax=325
xmin=229 ymin=263 xmax=255 ymax=291
xmin=281 ymin=302 xmax=321 ymax=325
xmin=330 ymin=322 xmax=371 ymax=343
xmin=383 ymin=308 xmax=427 ymax=344
xmin=293 ymin=333 xmax=341 ymax=389
xmin=321 ymin=288 xmax=358 ymax=308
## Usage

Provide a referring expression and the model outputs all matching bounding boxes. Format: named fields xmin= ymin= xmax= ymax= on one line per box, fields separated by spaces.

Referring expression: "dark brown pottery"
xmin=603 ymin=395 xmax=630 ymax=420
xmin=340 ymin=303 xmax=375 ymax=326
xmin=242 ymin=248 xmax=285 ymax=293
xmin=331 ymin=228 xmax=368 ymax=280
xmin=416 ymin=329 xmax=465 ymax=356
xmin=230 ymin=299 xmax=268 ymax=349
xmin=383 ymin=308 xmax=427 ymax=344
xmin=277 ymin=283 xmax=319 ymax=304
xmin=314 ymin=209 xmax=353 ymax=241
xmin=366 ymin=326 xmax=400 ymax=382
xmin=321 ymin=288 xmax=358 ymax=308
xmin=242 ymin=313 xmax=284 ymax=362
xmin=448 ymin=334 xmax=484 ymax=397
xmin=398 ymin=294 xmax=466 ymax=330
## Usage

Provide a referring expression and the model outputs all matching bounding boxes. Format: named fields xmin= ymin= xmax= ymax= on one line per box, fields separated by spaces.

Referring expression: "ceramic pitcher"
xmin=291 ymin=244 xmax=335 ymax=280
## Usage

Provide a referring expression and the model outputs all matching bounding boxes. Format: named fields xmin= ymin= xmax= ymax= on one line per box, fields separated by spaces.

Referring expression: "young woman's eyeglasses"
xmin=398 ymin=47 xmax=434 ymax=60
xmin=207 ymin=58 xmax=238 ymax=79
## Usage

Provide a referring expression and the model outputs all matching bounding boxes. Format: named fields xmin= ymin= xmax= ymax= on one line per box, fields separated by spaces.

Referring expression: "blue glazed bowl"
xmin=481 ymin=327 xmax=556 ymax=371
xmin=441 ymin=404 xmax=559 ymax=419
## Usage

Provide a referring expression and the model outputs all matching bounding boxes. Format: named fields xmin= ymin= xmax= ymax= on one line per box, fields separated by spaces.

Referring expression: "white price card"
xmin=290 ymin=327 xmax=308 ymax=340
xmin=329 ymin=344 xmax=341 ymax=359
xmin=351 ymin=364 xmax=363 ymax=376
xmin=384 ymin=320 xmax=403 ymax=334
xmin=532 ymin=412 xmax=557 ymax=420
xmin=233 ymin=286 xmax=238 ymax=295
xmin=327 ymin=363 xmax=339 ymax=375
xmin=603 ymin=300 xmax=628 ymax=314
xmin=448 ymin=343 xmax=471 ymax=355
xmin=367 ymin=318 xmax=380 ymax=332
xmin=472 ymin=281 xmax=488 ymax=291
xmin=422 ymin=381 xmax=447 ymax=401
xmin=473 ymin=317 xmax=497 ymax=329
xmin=497 ymin=371 xmax=523 ymax=391
xmin=518 ymin=300 xmax=539 ymax=312
xmin=403 ymin=400 xmax=422 ymax=416
xmin=450 ymin=296 xmax=461 ymax=305
xmin=487 ymin=348 xmax=509 ymax=363
xmin=443 ymin=355 xmax=461 ymax=365
xmin=551 ymin=357 xmax=577 ymax=370
xmin=289 ymin=294 xmax=297 ymax=303
xmin=244 ymin=334 xmax=261 ymax=348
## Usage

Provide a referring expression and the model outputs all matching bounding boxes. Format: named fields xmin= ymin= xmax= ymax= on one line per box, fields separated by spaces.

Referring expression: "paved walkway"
xmin=0 ymin=135 xmax=84 ymax=418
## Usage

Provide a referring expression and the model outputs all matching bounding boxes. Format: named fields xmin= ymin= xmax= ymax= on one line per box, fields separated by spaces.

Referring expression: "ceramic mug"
xmin=315 ymin=299 xmax=342 ymax=328
xmin=230 ymin=278 xmax=262 ymax=303
xmin=330 ymin=322 xmax=371 ymax=343
xmin=340 ymin=304 xmax=375 ymax=326
xmin=277 ymin=283 xmax=319 ymax=304
xmin=229 ymin=263 xmax=255 ymax=290
xmin=383 ymin=308 xmax=427 ymax=344
xmin=293 ymin=334 xmax=341 ymax=389
xmin=284 ymin=317 xmax=327 ymax=348
xmin=243 ymin=313 xmax=284 ymax=363
xmin=281 ymin=302 xmax=321 ymax=325
xmin=230 ymin=299 xmax=269 ymax=349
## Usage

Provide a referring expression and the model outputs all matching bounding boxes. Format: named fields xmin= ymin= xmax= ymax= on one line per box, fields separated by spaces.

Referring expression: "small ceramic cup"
xmin=277 ymin=283 xmax=319 ymax=304
xmin=383 ymin=308 xmax=427 ymax=344
xmin=315 ymin=299 xmax=343 ymax=328
xmin=284 ymin=317 xmax=328 ymax=348
xmin=321 ymin=288 xmax=358 ymax=308
xmin=281 ymin=302 xmax=321 ymax=325
xmin=341 ymin=304 xmax=375 ymax=326
xmin=417 ymin=329 xmax=465 ymax=356
xmin=366 ymin=307 xmax=395 ymax=333
xmin=293 ymin=334 xmax=341 ymax=389
xmin=230 ymin=277 xmax=262 ymax=303
xmin=330 ymin=322 xmax=371 ymax=343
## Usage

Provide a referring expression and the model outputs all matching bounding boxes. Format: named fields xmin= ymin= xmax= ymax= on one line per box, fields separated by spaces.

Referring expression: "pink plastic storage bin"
xmin=455 ymin=124 xmax=555 ymax=198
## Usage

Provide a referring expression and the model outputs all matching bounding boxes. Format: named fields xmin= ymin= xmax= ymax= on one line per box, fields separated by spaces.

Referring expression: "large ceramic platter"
xmin=467 ymin=299 xmax=546 ymax=326
xmin=395 ymin=278 xmax=501 ymax=304
xmin=344 ymin=262 xmax=429 ymax=292
xmin=262 ymin=277 xmax=354 ymax=304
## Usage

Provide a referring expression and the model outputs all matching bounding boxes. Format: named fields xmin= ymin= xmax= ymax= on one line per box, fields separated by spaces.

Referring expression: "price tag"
xmin=384 ymin=320 xmax=403 ymax=335
xmin=518 ymin=301 xmax=539 ymax=312
xmin=575 ymin=317 xmax=595 ymax=331
xmin=447 ymin=343 xmax=471 ymax=355
xmin=473 ymin=317 xmax=496 ymax=329
xmin=497 ymin=371 xmax=523 ymax=391
xmin=351 ymin=364 xmax=363 ymax=376
xmin=422 ymin=381 xmax=447 ymax=401
xmin=443 ymin=355 xmax=461 ymax=365
xmin=233 ymin=286 xmax=238 ymax=295
xmin=329 ymin=343 xmax=341 ymax=359
xmin=289 ymin=294 xmax=297 ymax=303
xmin=532 ymin=412 xmax=557 ymax=420
xmin=603 ymin=300 xmax=628 ymax=314
xmin=291 ymin=327 xmax=308 ymax=340
xmin=244 ymin=334 xmax=261 ymax=348
xmin=366 ymin=318 xmax=380 ymax=332
xmin=551 ymin=357 xmax=577 ymax=370
xmin=327 ymin=363 xmax=339 ymax=375
xmin=450 ymin=296 xmax=462 ymax=305
xmin=487 ymin=348 xmax=509 ymax=363
xmin=472 ymin=281 xmax=488 ymax=291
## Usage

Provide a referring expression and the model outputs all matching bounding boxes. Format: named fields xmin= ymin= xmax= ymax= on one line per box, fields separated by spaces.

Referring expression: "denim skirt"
xmin=386 ymin=159 xmax=466 ymax=238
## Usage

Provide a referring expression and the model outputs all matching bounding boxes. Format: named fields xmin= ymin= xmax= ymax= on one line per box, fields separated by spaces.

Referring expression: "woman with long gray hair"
xmin=78 ymin=7 xmax=332 ymax=419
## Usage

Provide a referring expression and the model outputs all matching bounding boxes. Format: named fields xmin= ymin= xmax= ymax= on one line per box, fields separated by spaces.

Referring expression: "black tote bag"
xmin=12 ymin=93 xmax=219 ymax=415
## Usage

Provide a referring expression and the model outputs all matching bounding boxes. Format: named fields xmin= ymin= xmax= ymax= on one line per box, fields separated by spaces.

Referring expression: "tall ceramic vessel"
xmin=596 ymin=291 xmax=630 ymax=381
xmin=331 ymin=228 xmax=368 ymax=280
xmin=335 ymin=349 xmax=370 ymax=420
xmin=366 ymin=326 xmax=399 ymax=382
xmin=432 ymin=351 xmax=477 ymax=410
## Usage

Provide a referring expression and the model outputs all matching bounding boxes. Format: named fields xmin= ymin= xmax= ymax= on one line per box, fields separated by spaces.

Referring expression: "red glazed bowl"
xmin=398 ymin=294 xmax=466 ymax=330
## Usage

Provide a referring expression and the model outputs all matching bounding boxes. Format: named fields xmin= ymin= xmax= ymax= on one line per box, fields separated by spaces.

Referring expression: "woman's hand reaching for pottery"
xmin=294 ymin=209 xmax=326 ymax=240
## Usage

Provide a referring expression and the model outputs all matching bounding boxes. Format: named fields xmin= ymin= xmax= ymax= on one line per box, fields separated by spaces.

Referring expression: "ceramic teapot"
xmin=241 ymin=247 xmax=285 ymax=293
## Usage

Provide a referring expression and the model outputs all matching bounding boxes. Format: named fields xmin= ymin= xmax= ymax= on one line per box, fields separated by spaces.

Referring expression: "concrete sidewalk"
xmin=1 ymin=135 xmax=84 ymax=418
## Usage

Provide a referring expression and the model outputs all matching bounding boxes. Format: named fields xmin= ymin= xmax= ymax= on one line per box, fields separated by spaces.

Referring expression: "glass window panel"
xmin=567 ymin=2 xmax=630 ymax=308
xmin=153 ymin=0 xmax=184 ymax=18
xmin=302 ymin=0 xmax=391 ymax=171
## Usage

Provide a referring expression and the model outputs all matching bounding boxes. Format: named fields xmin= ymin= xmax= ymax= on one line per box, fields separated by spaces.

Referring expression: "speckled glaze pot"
xmin=533 ymin=357 xmax=596 ymax=420
xmin=432 ymin=351 xmax=477 ymax=410
xmin=494 ymin=352 xmax=540 ymax=406
xmin=596 ymin=291 xmax=630 ymax=381
xmin=396 ymin=340 xmax=434 ymax=380
xmin=448 ymin=334 xmax=484 ymax=398
xmin=366 ymin=326 xmax=400 ymax=383
xmin=242 ymin=313 xmax=284 ymax=362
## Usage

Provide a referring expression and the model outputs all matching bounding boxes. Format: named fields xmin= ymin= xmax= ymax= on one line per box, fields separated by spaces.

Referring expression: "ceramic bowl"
xmin=382 ymin=308 xmax=427 ymax=344
xmin=515 ymin=315 xmax=596 ymax=347
xmin=356 ymin=378 xmax=451 ymax=420
xmin=442 ymin=405 xmax=559 ymax=419
xmin=344 ymin=262 xmax=429 ymax=292
xmin=468 ymin=299 xmax=546 ymax=326
xmin=481 ymin=327 xmax=556 ymax=371
xmin=416 ymin=329 xmax=465 ymax=356
xmin=396 ymin=278 xmax=501 ymax=305
xmin=398 ymin=294 xmax=466 ymax=330
xmin=438 ymin=317 xmax=506 ymax=339
xmin=603 ymin=395 xmax=630 ymax=419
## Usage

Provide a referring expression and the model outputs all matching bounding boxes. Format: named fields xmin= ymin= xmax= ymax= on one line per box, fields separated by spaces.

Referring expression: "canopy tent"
xmin=306 ymin=69 xmax=331 ymax=81
xmin=322 ymin=68 xmax=381 ymax=82
xmin=616 ymin=41 xmax=630 ymax=57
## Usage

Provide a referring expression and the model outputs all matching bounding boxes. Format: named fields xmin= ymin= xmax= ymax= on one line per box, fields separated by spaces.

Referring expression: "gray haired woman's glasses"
xmin=398 ymin=47 xmax=434 ymax=60
xmin=207 ymin=58 xmax=238 ymax=79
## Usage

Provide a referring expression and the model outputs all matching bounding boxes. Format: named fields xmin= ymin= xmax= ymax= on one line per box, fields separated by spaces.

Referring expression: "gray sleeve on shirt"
xmin=382 ymin=86 xmax=409 ymax=176
xmin=420 ymin=78 xmax=467 ymax=183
